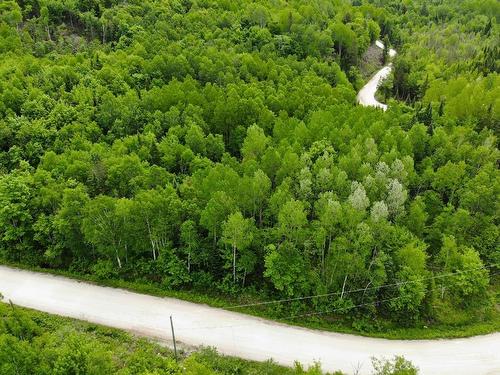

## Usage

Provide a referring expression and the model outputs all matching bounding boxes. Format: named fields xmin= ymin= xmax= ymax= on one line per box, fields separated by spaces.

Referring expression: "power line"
xmin=224 ymin=263 xmax=498 ymax=310
xmin=289 ymin=270 xmax=500 ymax=320
xmin=174 ymin=270 xmax=499 ymax=332
xmin=288 ymin=295 xmax=403 ymax=319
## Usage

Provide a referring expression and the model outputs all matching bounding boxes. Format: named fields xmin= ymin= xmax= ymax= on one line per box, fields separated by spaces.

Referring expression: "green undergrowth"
xmin=0 ymin=302 xmax=335 ymax=375
xmin=2 ymin=261 xmax=498 ymax=340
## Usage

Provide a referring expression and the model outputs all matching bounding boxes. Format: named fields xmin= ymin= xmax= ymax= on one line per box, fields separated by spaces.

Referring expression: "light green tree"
xmin=241 ymin=124 xmax=269 ymax=161
xmin=278 ymin=199 xmax=308 ymax=244
xmin=200 ymin=191 xmax=236 ymax=246
xmin=222 ymin=212 xmax=255 ymax=284
xmin=180 ymin=220 xmax=199 ymax=273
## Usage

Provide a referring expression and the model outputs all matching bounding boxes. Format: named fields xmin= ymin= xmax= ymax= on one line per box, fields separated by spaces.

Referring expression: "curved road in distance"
xmin=357 ymin=40 xmax=397 ymax=111
xmin=1 ymin=266 xmax=499 ymax=375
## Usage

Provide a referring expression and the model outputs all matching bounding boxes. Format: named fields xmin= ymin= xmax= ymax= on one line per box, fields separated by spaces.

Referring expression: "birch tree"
xmin=222 ymin=211 xmax=254 ymax=284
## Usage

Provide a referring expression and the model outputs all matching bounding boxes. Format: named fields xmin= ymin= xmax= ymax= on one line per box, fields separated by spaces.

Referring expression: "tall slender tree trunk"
xmin=233 ymin=244 xmax=236 ymax=283
xmin=340 ymin=275 xmax=348 ymax=299
xmin=116 ymin=251 xmax=122 ymax=268
xmin=146 ymin=219 xmax=156 ymax=260
xmin=362 ymin=281 xmax=371 ymax=302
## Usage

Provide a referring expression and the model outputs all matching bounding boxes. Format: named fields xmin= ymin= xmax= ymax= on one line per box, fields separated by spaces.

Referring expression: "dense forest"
xmin=0 ymin=0 xmax=498 ymax=334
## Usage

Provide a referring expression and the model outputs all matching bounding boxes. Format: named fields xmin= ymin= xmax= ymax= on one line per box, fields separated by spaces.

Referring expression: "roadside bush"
xmin=372 ymin=356 xmax=419 ymax=375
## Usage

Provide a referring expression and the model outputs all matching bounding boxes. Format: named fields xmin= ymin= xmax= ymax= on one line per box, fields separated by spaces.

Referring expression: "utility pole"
xmin=170 ymin=315 xmax=178 ymax=362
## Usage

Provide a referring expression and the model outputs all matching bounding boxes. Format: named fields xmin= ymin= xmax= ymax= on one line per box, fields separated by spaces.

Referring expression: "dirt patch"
xmin=360 ymin=44 xmax=383 ymax=79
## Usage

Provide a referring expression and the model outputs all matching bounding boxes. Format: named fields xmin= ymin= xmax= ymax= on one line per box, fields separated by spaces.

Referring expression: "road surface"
xmin=357 ymin=40 xmax=397 ymax=111
xmin=1 ymin=266 xmax=499 ymax=375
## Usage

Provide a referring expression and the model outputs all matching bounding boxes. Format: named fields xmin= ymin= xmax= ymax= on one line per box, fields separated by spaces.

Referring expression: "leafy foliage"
xmin=0 ymin=303 xmax=332 ymax=374
xmin=0 ymin=0 xmax=497 ymax=333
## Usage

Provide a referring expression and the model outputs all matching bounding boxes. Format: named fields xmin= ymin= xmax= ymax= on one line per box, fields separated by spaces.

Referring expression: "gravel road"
xmin=357 ymin=40 xmax=396 ymax=111
xmin=1 ymin=266 xmax=499 ymax=375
